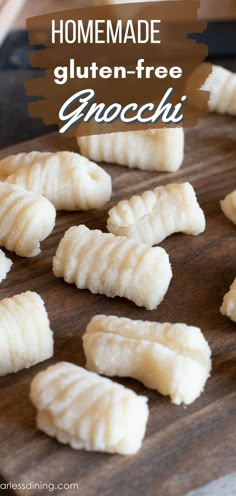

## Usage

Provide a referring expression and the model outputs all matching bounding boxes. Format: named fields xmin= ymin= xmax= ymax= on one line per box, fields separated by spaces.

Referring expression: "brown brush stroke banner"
xmin=25 ymin=1 xmax=210 ymax=137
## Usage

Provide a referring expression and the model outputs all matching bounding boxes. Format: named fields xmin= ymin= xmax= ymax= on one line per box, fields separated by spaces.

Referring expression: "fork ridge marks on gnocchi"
xmin=0 ymin=292 xmax=54 ymax=376
xmin=83 ymin=315 xmax=212 ymax=405
xmin=0 ymin=152 xmax=52 ymax=181
xmin=220 ymin=278 xmax=236 ymax=323
xmin=0 ymin=249 xmax=12 ymax=283
xmin=53 ymin=224 xmax=172 ymax=310
xmin=201 ymin=64 xmax=236 ymax=115
xmin=0 ymin=183 xmax=56 ymax=257
xmin=78 ymin=128 xmax=184 ymax=172
xmin=30 ymin=362 xmax=149 ymax=455
xmin=220 ymin=190 xmax=236 ymax=225
xmin=107 ymin=182 xmax=206 ymax=245
xmin=2 ymin=151 xmax=112 ymax=211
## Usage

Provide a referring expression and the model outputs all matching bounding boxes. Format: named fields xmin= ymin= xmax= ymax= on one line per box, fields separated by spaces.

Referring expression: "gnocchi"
xmin=107 ymin=182 xmax=206 ymax=244
xmin=83 ymin=315 xmax=212 ymax=405
xmin=220 ymin=277 xmax=236 ymax=323
xmin=0 ymin=292 xmax=53 ymax=376
xmin=220 ymin=191 xmax=236 ymax=225
xmin=2 ymin=151 xmax=112 ymax=211
xmin=30 ymin=362 xmax=149 ymax=455
xmin=77 ymin=128 xmax=184 ymax=172
xmin=53 ymin=224 xmax=172 ymax=310
xmin=0 ymin=183 xmax=56 ymax=257
xmin=0 ymin=249 xmax=12 ymax=283
xmin=0 ymin=152 xmax=52 ymax=181
xmin=201 ymin=64 xmax=236 ymax=115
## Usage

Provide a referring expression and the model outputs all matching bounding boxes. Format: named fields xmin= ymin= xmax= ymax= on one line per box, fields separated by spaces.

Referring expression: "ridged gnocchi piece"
xmin=0 ymin=183 xmax=56 ymax=257
xmin=83 ymin=315 xmax=212 ymax=405
xmin=30 ymin=362 xmax=149 ymax=455
xmin=53 ymin=224 xmax=172 ymax=310
xmin=77 ymin=128 xmax=184 ymax=172
xmin=0 ymin=152 xmax=52 ymax=181
xmin=2 ymin=151 xmax=112 ymax=211
xmin=0 ymin=291 xmax=53 ymax=376
xmin=220 ymin=191 xmax=236 ymax=225
xmin=220 ymin=278 xmax=236 ymax=323
xmin=107 ymin=182 xmax=206 ymax=245
xmin=0 ymin=249 xmax=12 ymax=283
xmin=201 ymin=64 xmax=236 ymax=115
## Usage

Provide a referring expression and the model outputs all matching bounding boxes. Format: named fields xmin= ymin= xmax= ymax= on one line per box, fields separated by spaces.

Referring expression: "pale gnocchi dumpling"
xmin=201 ymin=64 xmax=236 ymax=115
xmin=83 ymin=315 xmax=212 ymax=405
xmin=53 ymin=224 xmax=172 ymax=310
xmin=107 ymin=182 xmax=206 ymax=245
xmin=0 ymin=183 xmax=56 ymax=257
xmin=0 ymin=291 xmax=53 ymax=376
xmin=0 ymin=151 xmax=52 ymax=181
xmin=1 ymin=151 xmax=112 ymax=211
xmin=77 ymin=128 xmax=184 ymax=172
xmin=220 ymin=191 xmax=236 ymax=225
xmin=0 ymin=249 xmax=12 ymax=283
xmin=220 ymin=278 xmax=236 ymax=323
xmin=30 ymin=362 xmax=149 ymax=455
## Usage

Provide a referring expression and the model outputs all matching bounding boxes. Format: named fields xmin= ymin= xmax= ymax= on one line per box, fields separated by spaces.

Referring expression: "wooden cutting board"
xmin=0 ymin=115 xmax=235 ymax=496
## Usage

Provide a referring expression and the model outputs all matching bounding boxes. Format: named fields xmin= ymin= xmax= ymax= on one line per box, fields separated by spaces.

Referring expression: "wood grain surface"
xmin=0 ymin=115 xmax=235 ymax=496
